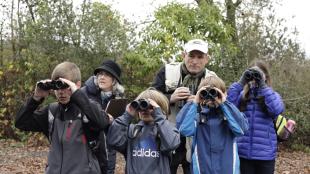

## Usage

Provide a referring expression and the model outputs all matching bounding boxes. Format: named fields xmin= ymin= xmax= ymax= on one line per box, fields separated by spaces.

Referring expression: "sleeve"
xmin=176 ymin=102 xmax=198 ymax=137
xmin=107 ymin=112 xmax=133 ymax=153
xmin=220 ymin=101 xmax=249 ymax=137
xmin=259 ymin=87 xmax=285 ymax=118
xmin=15 ymin=97 xmax=49 ymax=136
xmin=227 ymin=82 xmax=244 ymax=107
xmin=151 ymin=66 xmax=166 ymax=92
xmin=152 ymin=108 xmax=180 ymax=152
xmin=151 ymin=66 xmax=173 ymax=101
xmin=71 ymin=89 xmax=109 ymax=131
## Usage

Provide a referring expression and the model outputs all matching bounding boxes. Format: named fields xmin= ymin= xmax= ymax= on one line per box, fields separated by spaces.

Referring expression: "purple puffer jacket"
xmin=227 ymin=82 xmax=284 ymax=160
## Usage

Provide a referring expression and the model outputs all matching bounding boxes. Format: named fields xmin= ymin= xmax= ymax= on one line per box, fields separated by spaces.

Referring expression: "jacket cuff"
xmin=118 ymin=111 xmax=134 ymax=125
xmin=153 ymin=107 xmax=167 ymax=123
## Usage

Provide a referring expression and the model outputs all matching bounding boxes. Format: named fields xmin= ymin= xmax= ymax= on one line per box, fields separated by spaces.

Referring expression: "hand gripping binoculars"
xmin=37 ymin=80 xmax=69 ymax=90
xmin=130 ymin=99 xmax=152 ymax=111
xmin=200 ymin=88 xmax=218 ymax=101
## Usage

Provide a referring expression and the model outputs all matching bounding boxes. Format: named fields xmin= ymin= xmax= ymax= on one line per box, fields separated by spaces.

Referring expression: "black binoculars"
xmin=244 ymin=69 xmax=261 ymax=81
xmin=200 ymin=88 xmax=218 ymax=100
xmin=130 ymin=99 xmax=151 ymax=111
xmin=37 ymin=80 xmax=69 ymax=90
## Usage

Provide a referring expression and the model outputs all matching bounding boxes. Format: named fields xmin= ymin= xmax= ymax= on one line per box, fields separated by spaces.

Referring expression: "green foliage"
xmin=0 ymin=0 xmax=130 ymax=139
xmin=0 ymin=0 xmax=309 ymax=150
xmin=141 ymin=2 xmax=234 ymax=61
xmin=121 ymin=51 xmax=162 ymax=99
xmin=130 ymin=3 xmax=236 ymax=87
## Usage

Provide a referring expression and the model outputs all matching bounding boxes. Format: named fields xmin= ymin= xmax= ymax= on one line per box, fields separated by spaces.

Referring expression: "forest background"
xmin=0 ymin=0 xmax=309 ymax=152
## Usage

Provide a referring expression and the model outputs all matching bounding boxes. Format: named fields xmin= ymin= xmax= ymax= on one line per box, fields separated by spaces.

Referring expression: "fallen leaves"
xmin=0 ymin=139 xmax=309 ymax=174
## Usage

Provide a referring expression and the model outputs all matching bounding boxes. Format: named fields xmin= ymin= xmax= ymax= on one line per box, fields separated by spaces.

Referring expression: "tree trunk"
xmin=0 ymin=22 xmax=3 ymax=66
xmin=24 ymin=0 xmax=36 ymax=23
xmin=225 ymin=0 xmax=245 ymax=74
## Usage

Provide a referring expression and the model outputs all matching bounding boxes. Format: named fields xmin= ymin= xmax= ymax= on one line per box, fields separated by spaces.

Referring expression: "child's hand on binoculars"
xmin=148 ymin=98 xmax=160 ymax=109
xmin=195 ymin=87 xmax=206 ymax=104
xmin=33 ymin=79 xmax=52 ymax=101
xmin=213 ymin=88 xmax=226 ymax=106
xmin=59 ymin=78 xmax=77 ymax=93
xmin=126 ymin=103 xmax=137 ymax=117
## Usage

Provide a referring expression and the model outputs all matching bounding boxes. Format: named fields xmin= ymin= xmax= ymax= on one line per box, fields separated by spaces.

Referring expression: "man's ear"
xmin=76 ymin=81 xmax=81 ymax=88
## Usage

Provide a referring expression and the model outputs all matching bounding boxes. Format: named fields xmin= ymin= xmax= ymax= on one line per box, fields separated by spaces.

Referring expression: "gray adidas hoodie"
xmin=107 ymin=108 xmax=180 ymax=174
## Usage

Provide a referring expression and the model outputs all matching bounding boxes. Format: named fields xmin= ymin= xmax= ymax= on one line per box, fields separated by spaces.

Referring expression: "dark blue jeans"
xmin=240 ymin=158 xmax=275 ymax=174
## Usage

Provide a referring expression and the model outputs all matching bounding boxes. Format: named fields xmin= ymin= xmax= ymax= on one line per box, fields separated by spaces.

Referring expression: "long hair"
xmin=240 ymin=59 xmax=270 ymax=112
xmin=135 ymin=88 xmax=169 ymax=116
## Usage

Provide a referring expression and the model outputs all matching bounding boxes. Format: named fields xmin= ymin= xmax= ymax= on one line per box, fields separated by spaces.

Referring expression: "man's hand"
xmin=33 ymin=79 xmax=51 ymax=101
xmin=170 ymin=87 xmax=191 ymax=103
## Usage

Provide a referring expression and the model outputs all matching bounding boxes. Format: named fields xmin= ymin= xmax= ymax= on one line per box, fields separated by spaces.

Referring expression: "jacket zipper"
xmin=60 ymin=122 xmax=66 ymax=174
xmin=249 ymin=102 xmax=255 ymax=159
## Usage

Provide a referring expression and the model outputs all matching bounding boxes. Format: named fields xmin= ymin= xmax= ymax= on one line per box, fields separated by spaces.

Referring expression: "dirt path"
xmin=0 ymin=140 xmax=309 ymax=174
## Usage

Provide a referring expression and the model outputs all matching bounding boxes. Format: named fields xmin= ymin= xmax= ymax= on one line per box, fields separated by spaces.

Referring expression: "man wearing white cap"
xmin=152 ymin=39 xmax=216 ymax=174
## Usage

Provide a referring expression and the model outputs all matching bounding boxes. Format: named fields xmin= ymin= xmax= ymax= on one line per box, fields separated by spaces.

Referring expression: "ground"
xmin=0 ymin=140 xmax=309 ymax=174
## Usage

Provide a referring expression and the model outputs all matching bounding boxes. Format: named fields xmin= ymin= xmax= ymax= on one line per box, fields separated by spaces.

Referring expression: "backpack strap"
xmin=48 ymin=103 xmax=58 ymax=143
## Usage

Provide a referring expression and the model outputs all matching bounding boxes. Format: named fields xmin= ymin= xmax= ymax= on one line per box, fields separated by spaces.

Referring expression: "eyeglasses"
xmin=96 ymin=71 xmax=112 ymax=77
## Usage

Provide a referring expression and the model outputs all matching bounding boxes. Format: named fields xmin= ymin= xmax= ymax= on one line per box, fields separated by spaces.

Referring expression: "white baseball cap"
xmin=184 ymin=39 xmax=208 ymax=54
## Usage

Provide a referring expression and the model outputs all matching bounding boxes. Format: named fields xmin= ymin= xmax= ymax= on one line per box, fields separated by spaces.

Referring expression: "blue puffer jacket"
xmin=227 ymin=82 xmax=284 ymax=160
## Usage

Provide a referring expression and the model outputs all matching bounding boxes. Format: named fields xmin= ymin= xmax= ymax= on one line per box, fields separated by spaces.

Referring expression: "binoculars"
xmin=130 ymin=99 xmax=151 ymax=111
xmin=37 ymin=80 xmax=69 ymax=90
xmin=200 ymin=88 xmax=218 ymax=100
xmin=244 ymin=69 xmax=261 ymax=81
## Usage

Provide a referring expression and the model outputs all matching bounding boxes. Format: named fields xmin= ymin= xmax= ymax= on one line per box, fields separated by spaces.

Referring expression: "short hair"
xmin=198 ymin=76 xmax=226 ymax=93
xmin=135 ymin=88 xmax=169 ymax=115
xmin=51 ymin=62 xmax=81 ymax=83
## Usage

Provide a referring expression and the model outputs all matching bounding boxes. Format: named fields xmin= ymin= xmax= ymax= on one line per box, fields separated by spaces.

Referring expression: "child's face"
xmin=54 ymin=87 xmax=72 ymax=104
xmin=138 ymin=109 xmax=154 ymax=123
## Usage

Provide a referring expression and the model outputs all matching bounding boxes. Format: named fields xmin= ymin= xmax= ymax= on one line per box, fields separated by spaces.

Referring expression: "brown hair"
xmin=51 ymin=62 xmax=81 ymax=83
xmin=198 ymin=75 xmax=226 ymax=93
xmin=135 ymin=88 xmax=169 ymax=115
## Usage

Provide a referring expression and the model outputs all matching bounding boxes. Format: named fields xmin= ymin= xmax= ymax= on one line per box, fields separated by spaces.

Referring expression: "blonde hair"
xmin=135 ymin=88 xmax=169 ymax=115
xmin=51 ymin=62 xmax=81 ymax=83
xmin=198 ymin=76 xmax=226 ymax=93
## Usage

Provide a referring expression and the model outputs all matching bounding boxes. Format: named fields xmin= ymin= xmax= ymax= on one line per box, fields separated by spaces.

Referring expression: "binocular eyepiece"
xmin=244 ymin=69 xmax=261 ymax=81
xmin=37 ymin=80 xmax=69 ymax=90
xmin=200 ymin=88 xmax=218 ymax=100
xmin=130 ymin=99 xmax=151 ymax=111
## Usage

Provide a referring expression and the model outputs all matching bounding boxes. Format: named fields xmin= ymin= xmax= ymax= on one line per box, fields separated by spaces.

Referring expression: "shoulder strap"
xmin=48 ymin=102 xmax=59 ymax=143
xmin=165 ymin=62 xmax=182 ymax=92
